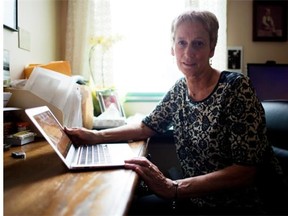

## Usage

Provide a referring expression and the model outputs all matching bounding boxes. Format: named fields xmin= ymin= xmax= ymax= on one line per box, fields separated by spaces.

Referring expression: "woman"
xmin=65 ymin=10 xmax=285 ymax=214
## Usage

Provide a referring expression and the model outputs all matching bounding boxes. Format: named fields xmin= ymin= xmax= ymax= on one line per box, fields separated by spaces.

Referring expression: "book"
xmin=5 ymin=131 xmax=36 ymax=146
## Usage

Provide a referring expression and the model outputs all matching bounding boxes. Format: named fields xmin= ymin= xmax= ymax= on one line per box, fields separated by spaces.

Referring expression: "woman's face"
xmin=172 ymin=21 xmax=214 ymax=78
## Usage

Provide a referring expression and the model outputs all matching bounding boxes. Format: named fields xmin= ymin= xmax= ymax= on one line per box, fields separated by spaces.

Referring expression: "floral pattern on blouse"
xmin=143 ymin=71 xmax=281 ymax=209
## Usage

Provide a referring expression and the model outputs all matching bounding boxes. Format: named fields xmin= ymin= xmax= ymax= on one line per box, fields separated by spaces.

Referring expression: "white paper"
xmin=23 ymin=67 xmax=82 ymax=127
xmin=24 ymin=67 xmax=75 ymax=110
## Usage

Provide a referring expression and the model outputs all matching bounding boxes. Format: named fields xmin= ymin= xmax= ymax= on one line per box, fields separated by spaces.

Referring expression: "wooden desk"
xmin=4 ymin=139 xmax=147 ymax=216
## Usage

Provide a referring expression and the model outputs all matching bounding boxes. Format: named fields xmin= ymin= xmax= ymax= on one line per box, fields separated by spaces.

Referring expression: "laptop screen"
xmin=34 ymin=110 xmax=72 ymax=157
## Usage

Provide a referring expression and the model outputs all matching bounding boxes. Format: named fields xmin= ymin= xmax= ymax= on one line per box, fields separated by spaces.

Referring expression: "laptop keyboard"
xmin=77 ymin=144 xmax=111 ymax=165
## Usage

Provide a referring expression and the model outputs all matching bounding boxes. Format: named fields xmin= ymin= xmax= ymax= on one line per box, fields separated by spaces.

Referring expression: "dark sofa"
xmin=262 ymin=101 xmax=288 ymax=177
xmin=261 ymin=101 xmax=288 ymax=214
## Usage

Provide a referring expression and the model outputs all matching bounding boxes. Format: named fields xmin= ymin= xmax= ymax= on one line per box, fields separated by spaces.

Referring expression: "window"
xmin=110 ymin=0 xmax=185 ymax=94
xmin=65 ymin=0 xmax=227 ymax=95
xmin=109 ymin=0 xmax=227 ymax=94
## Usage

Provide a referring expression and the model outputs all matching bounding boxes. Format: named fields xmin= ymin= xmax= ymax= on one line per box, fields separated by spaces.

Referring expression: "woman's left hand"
xmin=124 ymin=156 xmax=174 ymax=199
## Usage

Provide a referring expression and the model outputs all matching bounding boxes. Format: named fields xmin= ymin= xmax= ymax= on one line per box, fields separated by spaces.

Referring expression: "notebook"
xmin=25 ymin=106 xmax=135 ymax=170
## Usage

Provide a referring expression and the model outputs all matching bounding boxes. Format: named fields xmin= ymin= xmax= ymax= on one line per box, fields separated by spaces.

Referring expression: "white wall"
xmin=3 ymin=0 xmax=65 ymax=81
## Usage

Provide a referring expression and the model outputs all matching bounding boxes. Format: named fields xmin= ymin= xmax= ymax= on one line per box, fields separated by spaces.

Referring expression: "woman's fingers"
xmin=124 ymin=157 xmax=156 ymax=179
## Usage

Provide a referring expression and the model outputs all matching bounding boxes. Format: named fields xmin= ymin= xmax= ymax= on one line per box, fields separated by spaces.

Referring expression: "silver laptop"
xmin=25 ymin=106 xmax=135 ymax=170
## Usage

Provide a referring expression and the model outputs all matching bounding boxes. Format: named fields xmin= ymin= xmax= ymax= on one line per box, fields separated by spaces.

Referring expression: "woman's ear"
xmin=209 ymin=48 xmax=215 ymax=58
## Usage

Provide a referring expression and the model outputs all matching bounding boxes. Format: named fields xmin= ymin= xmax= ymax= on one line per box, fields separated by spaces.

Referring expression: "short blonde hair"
xmin=171 ymin=10 xmax=219 ymax=51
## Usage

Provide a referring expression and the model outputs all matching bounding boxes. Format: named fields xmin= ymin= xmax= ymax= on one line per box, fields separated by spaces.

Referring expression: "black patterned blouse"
xmin=142 ymin=71 xmax=282 ymax=209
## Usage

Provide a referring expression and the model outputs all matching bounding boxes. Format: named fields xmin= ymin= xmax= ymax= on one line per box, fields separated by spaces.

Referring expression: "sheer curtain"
xmin=65 ymin=0 xmax=90 ymax=79
xmin=65 ymin=0 xmax=112 ymax=84
xmin=65 ymin=0 xmax=227 ymax=94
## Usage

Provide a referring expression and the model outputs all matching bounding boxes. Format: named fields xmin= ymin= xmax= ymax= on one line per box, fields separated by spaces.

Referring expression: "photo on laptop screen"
xmin=34 ymin=110 xmax=71 ymax=157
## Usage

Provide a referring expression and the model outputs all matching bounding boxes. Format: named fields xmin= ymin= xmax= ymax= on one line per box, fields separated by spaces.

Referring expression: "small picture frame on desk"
xmin=253 ymin=0 xmax=287 ymax=42
xmin=97 ymin=90 xmax=125 ymax=117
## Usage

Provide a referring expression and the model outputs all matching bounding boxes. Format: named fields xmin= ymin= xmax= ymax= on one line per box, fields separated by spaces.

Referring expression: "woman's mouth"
xmin=183 ymin=62 xmax=196 ymax=67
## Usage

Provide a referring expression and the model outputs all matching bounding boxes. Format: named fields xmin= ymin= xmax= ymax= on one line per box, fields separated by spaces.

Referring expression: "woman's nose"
xmin=184 ymin=44 xmax=195 ymax=57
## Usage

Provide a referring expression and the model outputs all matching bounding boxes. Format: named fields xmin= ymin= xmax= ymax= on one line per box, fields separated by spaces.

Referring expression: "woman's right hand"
xmin=64 ymin=127 xmax=98 ymax=147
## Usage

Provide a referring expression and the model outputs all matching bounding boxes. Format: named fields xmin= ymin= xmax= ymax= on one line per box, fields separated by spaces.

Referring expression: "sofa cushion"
xmin=262 ymin=101 xmax=288 ymax=150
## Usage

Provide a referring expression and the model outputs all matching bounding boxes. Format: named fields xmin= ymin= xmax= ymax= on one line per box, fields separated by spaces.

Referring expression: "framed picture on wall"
xmin=3 ymin=0 xmax=18 ymax=31
xmin=227 ymin=46 xmax=243 ymax=73
xmin=253 ymin=0 xmax=287 ymax=42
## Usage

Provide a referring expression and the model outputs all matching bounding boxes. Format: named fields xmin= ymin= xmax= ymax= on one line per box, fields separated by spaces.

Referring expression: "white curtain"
xmin=65 ymin=0 xmax=227 ymax=93
xmin=65 ymin=0 xmax=90 ymax=78
xmin=65 ymin=0 xmax=112 ymax=86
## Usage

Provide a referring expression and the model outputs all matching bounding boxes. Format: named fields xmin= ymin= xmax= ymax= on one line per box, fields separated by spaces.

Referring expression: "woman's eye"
xmin=192 ymin=41 xmax=205 ymax=49
xmin=177 ymin=40 xmax=187 ymax=47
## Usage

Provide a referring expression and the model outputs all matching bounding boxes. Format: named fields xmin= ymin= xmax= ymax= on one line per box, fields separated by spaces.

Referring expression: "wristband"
xmin=172 ymin=180 xmax=178 ymax=210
